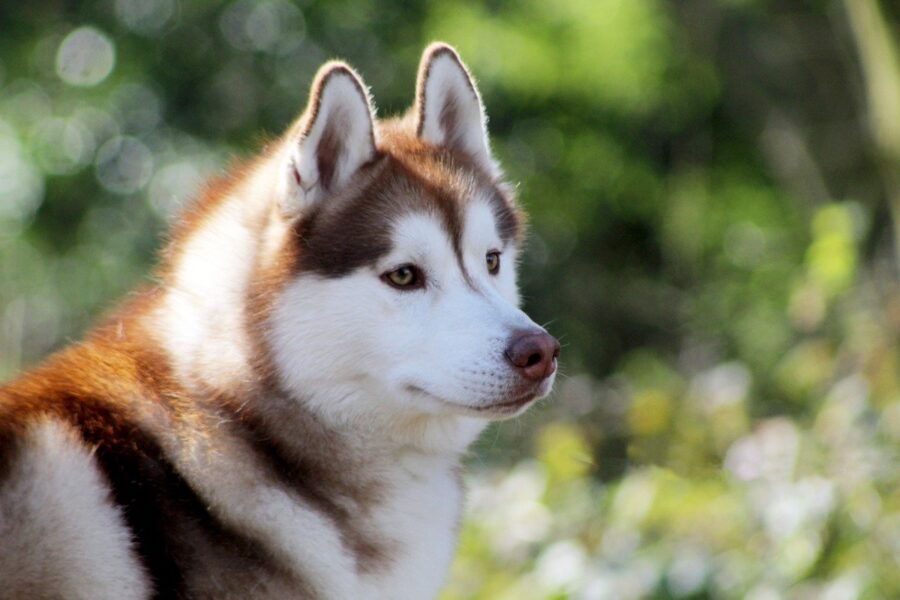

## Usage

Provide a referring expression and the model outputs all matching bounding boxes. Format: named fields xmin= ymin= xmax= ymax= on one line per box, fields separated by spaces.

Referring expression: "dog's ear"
xmin=282 ymin=62 xmax=377 ymax=216
xmin=415 ymin=43 xmax=498 ymax=177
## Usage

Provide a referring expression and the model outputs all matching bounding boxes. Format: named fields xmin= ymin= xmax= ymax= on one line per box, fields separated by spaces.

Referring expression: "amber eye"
xmin=486 ymin=251 xmax=501 ymax=275
xmin=383 ymin=265 xmax=423 ymax=290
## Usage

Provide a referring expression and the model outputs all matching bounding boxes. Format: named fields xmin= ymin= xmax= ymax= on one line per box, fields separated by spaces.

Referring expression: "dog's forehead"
xmin=376 ymin=124 xmax=520 ymax=242
xmin=383 ymin=143 xmax=522 ymax=248
xmin=294 ymin=146 xmax=520 ymax=277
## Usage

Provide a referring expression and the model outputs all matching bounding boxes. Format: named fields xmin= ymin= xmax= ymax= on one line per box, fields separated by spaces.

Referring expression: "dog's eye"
xmin=486 ymin=251 xmax=501 ymax=275
xmin=383 ymin=265 xmax=424 ymax=290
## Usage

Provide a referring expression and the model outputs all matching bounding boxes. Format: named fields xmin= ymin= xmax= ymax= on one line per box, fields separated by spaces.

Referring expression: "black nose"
xmin=504 ymin=330 xmax=560 ymax=381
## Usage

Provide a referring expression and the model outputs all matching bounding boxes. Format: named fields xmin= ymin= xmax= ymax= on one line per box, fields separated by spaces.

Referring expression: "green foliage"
xmin=1 ymin=1 xmax=899 ymax=598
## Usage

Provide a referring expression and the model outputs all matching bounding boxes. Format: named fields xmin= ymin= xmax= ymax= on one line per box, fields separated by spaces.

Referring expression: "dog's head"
xmin=265 ymin=44 xmax=558 ymax=430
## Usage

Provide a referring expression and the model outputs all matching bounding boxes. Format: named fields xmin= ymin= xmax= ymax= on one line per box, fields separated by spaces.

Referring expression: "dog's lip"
xmin=405 ymin=385 xmax=539 ymax=414
xmin=469 ymin=393 xmax=537 ymax=412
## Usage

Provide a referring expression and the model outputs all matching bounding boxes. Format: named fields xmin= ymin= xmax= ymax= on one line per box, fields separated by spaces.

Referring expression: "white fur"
xmin=0 ymin=419 xmax=150 ymax=599
xmin=418 ymin=47 xmax=498 ymax=177
xmin=269 ymin=208 xmax=543 ymax=431
xmin=462 ymin=195 xmax=522 ymax=304
xmin=359 ymin=451 xmax=463 ymax=598
xmin=160 ymin=198 xmax=255 ymax=390
xmin=158 ymin=159 xmax=286 ymax=393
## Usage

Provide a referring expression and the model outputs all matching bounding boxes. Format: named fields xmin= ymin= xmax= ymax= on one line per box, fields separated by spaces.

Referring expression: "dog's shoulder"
xmin=0 ymin=319 xmax=320 ymax=599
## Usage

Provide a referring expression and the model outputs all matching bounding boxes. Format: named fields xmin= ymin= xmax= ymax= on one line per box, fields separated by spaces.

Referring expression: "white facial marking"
xmin=269 ymin=197 xmax=553 ymax=433
xmin=461 ymin=198 xmax=518 ymax=301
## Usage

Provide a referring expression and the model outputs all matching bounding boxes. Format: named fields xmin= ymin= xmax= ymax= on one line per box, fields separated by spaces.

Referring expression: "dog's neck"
xmin=152 ymin=155 xmax=280 ymax=393
xmin=253 ymin=383 xmax=487 ymax=461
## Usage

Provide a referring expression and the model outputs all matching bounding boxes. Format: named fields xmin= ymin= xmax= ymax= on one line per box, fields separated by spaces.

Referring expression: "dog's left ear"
xmin=415 ymin=43 xmax=498 ymax=177
xmin=282 ymin=62 xmax=377 ymax=216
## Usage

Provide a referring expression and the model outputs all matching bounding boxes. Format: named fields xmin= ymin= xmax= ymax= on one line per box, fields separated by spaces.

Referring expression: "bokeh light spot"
xmin=95 ymin=136 xmax=154 ymax=194
xmin=56 ymin=27 xmax=116 ymax=87
xmin=219 ymin=0 xmax=305 ymax=54
xmin=32 ymin=117 xmax=96 ymax=175
xmin=0 ymin=121 xmax=45 ymax=231
xmin=149 ymin=162 xmax=204 ymax=218
xmin=115 ymin=0 xmax=176 ymax=35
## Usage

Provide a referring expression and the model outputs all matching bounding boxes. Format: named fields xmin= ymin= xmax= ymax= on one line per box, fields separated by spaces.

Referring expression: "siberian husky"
xmin=0 ymin=43 xmax=559 ymax=599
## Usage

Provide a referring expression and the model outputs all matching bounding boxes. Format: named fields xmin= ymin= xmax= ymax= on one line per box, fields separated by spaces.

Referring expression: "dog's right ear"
xmin=415 ymin=43 xmax=498 ymax=177
xmin=280 ymin=62 xmax=377 ymax=217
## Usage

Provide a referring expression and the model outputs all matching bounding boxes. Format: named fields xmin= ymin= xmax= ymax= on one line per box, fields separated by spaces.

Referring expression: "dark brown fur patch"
xmin=225 ymin=399 xmax=391 ymax=573
xmin=315 ymin=122 xmax=341 ymax=192
xmin=489 ymin=185 xmax=523 ymax=244
xmin=292 ymin=121 xmax=522 ymax=279
xmin=439 ymin=93 xmax=463 ymax=151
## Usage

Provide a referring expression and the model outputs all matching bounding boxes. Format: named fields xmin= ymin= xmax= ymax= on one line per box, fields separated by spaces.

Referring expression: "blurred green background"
xmin=1 ymin=0 xmax=899 ymax=598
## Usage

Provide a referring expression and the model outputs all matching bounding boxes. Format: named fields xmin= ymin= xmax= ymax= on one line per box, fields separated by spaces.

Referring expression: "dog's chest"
xmin=361 ymin=454 xmax=463 ymax=599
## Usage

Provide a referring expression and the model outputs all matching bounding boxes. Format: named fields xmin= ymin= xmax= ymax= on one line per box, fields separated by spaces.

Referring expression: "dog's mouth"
xmin=469 ymin=393 xmax=537 ymax=413
xmin=405 ymin=384 xmax=544 ymax=418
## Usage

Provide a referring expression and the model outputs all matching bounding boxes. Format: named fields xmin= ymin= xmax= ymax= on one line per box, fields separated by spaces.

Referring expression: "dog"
xmin=0 ymin=43 xmax=559 ymax=599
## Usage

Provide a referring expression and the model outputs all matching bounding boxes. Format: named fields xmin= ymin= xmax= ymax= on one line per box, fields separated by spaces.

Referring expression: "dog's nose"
xmin=504 ymin=330 xmax=560 ymax=381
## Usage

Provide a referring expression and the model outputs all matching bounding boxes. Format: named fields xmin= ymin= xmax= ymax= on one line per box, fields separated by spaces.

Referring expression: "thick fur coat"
xmin=0 ymin=44 xmax=559 ymax=599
